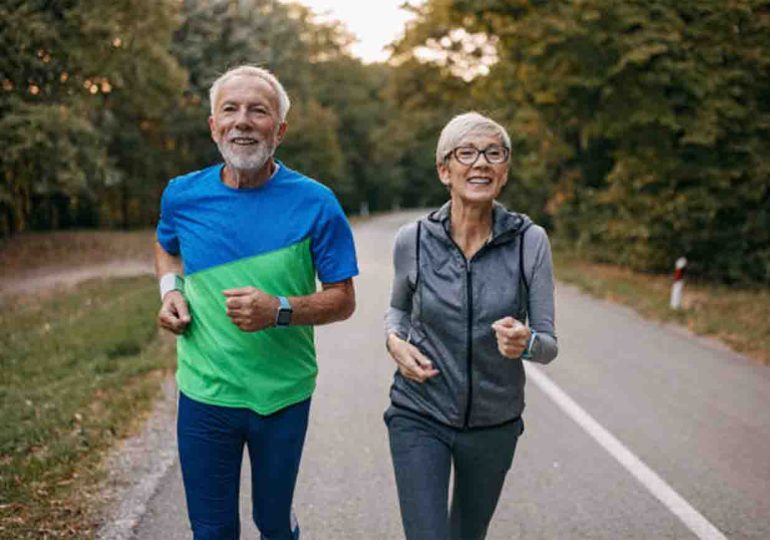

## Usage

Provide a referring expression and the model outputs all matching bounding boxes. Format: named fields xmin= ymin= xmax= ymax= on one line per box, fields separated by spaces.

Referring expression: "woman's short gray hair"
xmin=209 ymin=65 xmax=291 ymax=121
xmin=435 ymin=112 xmax=511 ymax=165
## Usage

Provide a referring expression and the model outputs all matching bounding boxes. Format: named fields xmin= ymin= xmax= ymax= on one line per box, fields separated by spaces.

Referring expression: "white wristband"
xmin=159 ymin=273 xmax=183 ymax=300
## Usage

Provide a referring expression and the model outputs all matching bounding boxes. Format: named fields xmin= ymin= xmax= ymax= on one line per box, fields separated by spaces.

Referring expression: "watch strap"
xmin=275 ymin=295 xmax=293 ymax=327
xmin=521 ymin=329 xmax=537 ymax=359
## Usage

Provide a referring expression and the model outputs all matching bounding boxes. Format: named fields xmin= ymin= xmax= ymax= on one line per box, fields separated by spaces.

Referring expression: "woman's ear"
xmin=437 ymin=162 xmax=451 ymax=187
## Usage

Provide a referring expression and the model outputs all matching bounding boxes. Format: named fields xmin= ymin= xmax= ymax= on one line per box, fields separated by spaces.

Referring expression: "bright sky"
xmin=289 ymin=0 xmax=417 ymax=63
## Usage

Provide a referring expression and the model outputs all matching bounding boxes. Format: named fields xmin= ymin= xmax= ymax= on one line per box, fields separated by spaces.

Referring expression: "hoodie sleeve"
xmin=524 ymin=225 xmax=559 ymax=364
xmin=384 ymin=223 xmax=418 ymax=341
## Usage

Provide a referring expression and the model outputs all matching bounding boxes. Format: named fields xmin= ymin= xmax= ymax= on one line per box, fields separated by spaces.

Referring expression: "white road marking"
xmin=525 ymin=363 xmax=728 ymax=540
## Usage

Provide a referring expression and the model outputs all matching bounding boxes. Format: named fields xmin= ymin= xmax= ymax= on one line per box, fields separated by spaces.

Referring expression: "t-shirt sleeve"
xmin=156 ymin=181 xmax=180 ymax=255
xmin=311 ymin=191 xmax=359 ymax=283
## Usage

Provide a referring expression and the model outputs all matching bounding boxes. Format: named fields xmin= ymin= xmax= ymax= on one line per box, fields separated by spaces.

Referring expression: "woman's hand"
xmin=491 ymin=317 xmax=531 ymax=359
xmin=386 ymin=333 xmax=440 ymax=383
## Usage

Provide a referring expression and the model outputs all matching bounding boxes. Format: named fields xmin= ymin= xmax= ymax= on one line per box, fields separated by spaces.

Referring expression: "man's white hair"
xmin=435 ymin=112 xmax=511 ymax=165
xmin=209 ymin=65 xmax=291 ymax=121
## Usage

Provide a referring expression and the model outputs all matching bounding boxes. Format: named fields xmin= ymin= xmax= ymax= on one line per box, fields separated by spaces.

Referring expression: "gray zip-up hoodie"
xmin=385 ymin=201 xmax=558 ymax=428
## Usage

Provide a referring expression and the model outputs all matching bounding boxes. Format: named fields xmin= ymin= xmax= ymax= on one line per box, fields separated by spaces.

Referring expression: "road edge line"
xmin=525 ymin=363 xmax=727 ymax=540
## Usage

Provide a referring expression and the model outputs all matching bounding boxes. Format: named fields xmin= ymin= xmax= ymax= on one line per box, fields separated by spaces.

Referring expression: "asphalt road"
xmin=131 ymin=211 xmax=770 ymax=539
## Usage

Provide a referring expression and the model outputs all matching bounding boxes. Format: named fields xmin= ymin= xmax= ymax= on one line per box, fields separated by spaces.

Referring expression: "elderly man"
xmin=154 ymin=65 xmax=358 ymax=540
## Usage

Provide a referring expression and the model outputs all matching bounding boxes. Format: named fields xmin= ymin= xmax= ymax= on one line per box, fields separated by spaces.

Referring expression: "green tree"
xmin=396 ymin=0 xmax=770 ymax=283
xmin=0 ymin=103 xmax=108 ymax=230
xmin=374 ymin=1 xmax=486 ymax=210
xmin=277 ymin=99 xmax=349 ymax=201
xmin=0 ymin=0 xmax=108 ymax=233
xmin=306 ymin=58 xmax=391 ymax=212
xmin=0 ymin=0 xmax=186 ymax=233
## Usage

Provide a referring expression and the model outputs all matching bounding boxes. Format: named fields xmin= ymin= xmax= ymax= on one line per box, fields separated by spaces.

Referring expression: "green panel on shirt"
xmin=176 ymin=238 xmax=317 ymax=414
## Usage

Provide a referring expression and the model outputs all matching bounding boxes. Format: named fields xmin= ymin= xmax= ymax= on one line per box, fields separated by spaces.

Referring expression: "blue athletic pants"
xmin=177 ymin=392 xmax=309 ymax=540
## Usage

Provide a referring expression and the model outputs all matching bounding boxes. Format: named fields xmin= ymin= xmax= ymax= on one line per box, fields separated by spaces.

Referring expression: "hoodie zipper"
xmin=434 ymin=207 xmax=525 ymax=428
xmin=443 ymin=223 xmax=495 ymax=429
xmin=463 ymin=259 xmax=474 ymax=428
xmin=462 ymin=244 xmax=496 ymax=428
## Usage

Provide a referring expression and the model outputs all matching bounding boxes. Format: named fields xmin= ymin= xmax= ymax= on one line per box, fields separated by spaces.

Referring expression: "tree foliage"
xmin=0 ymin=0 xmax=384 ymax=231
xmin=2 ymin=0 xmax=768 ymax=284
xmin=391 ymin=0 xmax=770 ymax=283
xmin=0 ymin=0 xmax=186 ymax=232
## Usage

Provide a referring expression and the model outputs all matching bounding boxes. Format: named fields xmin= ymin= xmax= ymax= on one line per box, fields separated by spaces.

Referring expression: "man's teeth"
xmin=468 ymin=177 xmax=491 ymax=185
xmin=231 ymin=138 xmax=257 ymax=145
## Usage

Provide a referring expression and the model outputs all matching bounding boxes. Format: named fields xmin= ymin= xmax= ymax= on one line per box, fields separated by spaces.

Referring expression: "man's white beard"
xmin=217 ymin=134 xmax=276 ymax=171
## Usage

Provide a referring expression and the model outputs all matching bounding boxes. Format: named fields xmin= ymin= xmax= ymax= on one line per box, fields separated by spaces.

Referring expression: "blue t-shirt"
xmin=157 ymin=161 xmax=358 ymax=282
xmin=156 ymin=161 xmax=359 ymax=413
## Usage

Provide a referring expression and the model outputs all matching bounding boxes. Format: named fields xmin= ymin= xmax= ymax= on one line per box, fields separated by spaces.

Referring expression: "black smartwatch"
xmin=275 ymin=296 xmax=293 ymax=327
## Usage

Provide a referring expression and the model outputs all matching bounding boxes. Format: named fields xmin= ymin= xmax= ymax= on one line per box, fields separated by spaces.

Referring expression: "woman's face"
xmin=437 ymin=132 xmax=510 ymax=206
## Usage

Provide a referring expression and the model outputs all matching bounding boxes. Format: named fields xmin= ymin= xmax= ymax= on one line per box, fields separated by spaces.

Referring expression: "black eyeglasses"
xmin=446 ymin=145 xmax=510 ymax=165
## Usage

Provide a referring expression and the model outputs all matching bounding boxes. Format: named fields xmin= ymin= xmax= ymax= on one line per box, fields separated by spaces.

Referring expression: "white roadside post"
xmin=670 ymin=257 xmax=687 ymax=310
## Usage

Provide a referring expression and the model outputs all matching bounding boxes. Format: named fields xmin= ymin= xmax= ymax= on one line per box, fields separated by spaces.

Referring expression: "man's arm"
xmin=154 ymin=241 xmax=191 ymax=334
xmin=223 ymin=278 xmax=355 ymax=332
xmin=290 ymin=279 xmax=356 ymax=325
xmin=154 ymin=240 xmax=183 ymax=277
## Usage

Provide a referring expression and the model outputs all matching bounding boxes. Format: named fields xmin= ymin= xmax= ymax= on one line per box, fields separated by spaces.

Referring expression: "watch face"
xmin=276 ymin=308 xmax=292 ymax=326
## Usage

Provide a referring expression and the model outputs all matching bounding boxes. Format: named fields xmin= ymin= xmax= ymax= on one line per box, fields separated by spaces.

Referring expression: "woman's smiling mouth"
xmin=467 ymin=176 xmax=492 ymax=185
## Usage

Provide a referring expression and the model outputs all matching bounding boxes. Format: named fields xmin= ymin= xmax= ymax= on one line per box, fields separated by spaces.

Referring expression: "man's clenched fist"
xmin=158 ymin=290 xmax=191 ymax=334
xmin=223 ymin=287 xmax=280 ymax=332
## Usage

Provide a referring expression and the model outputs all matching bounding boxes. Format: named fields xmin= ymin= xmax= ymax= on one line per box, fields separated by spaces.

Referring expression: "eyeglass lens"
xmin=454 ymin=146 xmax=508 ymax=164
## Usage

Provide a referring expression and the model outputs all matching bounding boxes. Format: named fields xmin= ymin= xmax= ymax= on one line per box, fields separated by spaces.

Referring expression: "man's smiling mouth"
xmin=230 ymin=137 xmax=258 ymax=145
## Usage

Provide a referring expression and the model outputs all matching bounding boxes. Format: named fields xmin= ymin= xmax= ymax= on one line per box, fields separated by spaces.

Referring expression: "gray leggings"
xmin=385 ymin=405 xmax=524 ymax=540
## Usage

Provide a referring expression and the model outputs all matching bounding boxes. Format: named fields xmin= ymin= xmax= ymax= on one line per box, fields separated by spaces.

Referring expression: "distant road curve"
xmin=0 ymin=259 xmax=153 ymax=297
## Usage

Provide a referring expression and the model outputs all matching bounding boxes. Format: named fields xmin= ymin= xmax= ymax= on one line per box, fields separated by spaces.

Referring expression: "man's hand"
xmin=491 ymin=317 xmax=531 ymax=359
xmin=386 ymin=333 xmax=440 ymax=383
xmin=158 ymin=290 xmax=191 ymax=334
xmin=223 ymin=287 xmax=279 ymax=332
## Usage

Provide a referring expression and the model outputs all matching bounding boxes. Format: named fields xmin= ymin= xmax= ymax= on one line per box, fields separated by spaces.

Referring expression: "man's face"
xmin=208 ymin=75 xmax=287 ymax=171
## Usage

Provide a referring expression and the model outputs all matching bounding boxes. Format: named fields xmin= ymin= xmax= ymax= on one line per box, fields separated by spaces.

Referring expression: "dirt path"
xmin=0 ymin=259 xmax=154 ymax=298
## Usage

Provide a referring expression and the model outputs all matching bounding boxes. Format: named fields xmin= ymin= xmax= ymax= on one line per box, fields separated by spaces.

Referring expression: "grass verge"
xmin=0 ymin=275 xmax=175 ymax=539
xmin=552 ymin=246 xmax=770 ymax=365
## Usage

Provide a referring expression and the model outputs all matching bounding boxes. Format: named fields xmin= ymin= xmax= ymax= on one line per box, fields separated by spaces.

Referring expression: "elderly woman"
xmin=384 ymin=112 xmax=558 ymax=540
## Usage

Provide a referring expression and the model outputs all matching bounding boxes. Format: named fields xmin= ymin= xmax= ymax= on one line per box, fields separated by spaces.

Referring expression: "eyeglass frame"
xmin=443 ymin=144 xmax=511 ymax=166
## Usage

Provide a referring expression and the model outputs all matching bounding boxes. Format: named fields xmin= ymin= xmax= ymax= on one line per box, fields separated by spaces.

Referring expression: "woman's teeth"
xmin=468 ymin=177 xmax=491 ymax=185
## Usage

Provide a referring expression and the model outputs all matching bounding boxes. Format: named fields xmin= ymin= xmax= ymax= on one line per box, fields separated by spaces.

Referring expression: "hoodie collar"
xmin=427 ymin=200 xmax=531 ymax=244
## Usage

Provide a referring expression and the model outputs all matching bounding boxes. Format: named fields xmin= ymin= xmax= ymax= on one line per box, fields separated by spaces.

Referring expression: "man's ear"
xmin=208 ymin=116 xmax=218 ymax=143
xmin=275 ymin=121 xmax=288 ymax=145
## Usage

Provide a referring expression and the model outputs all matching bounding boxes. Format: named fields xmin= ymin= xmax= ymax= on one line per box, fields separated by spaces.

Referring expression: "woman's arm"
xmin=385 ymin=223 xmax=439 ymax=382
xmin=384 ymin=223 xmax=417 ymax=340
xmin=525 ymin=226 xmax=558 ymax=364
